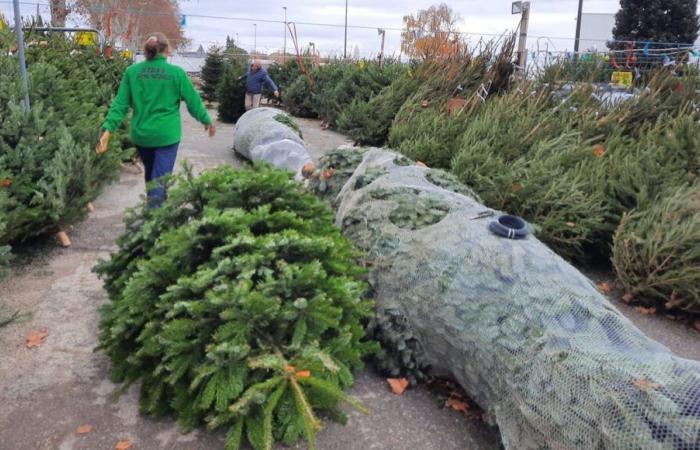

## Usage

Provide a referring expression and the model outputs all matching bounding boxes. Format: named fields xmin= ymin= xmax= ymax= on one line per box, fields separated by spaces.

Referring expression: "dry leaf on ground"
xmin=445 ymin=397 xmax=470 ymax=414
xmin=387 ymin=378 xmax=409 ymax=395
xmin=637 ymin=306 xmax=657 ymax=315
xmin=26 ymin=330 xmax=48 ymax=348
xmin=76 ymin=424 xmax=92 ymax=434
xmin=693 ymin=320 xmax=700 ymax=333
xmin=622 ymin=292 xmax=634 ymax=303
xmin=632 ymin=377 xmax=661 ymax=392
xmin=597 ymin=282 xmax=612 ymax=295
xmin=115 ymin=440 xmax=133 ymax=450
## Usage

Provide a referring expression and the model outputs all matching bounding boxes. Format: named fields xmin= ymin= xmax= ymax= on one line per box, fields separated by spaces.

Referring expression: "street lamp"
xmin=253 ymin=23 xmax=257 ymax=55
xmin=574 ymin=0 xmax=584 ymax=59
xmin=283 ymin=6 xmax=287 ymax=63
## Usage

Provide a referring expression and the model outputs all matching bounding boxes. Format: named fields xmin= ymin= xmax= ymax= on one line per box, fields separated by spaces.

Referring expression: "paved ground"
xmin=0 ymin=109 xmax=499 ymax=450
xmin=1 ymin=109 xmax=699 ymax=450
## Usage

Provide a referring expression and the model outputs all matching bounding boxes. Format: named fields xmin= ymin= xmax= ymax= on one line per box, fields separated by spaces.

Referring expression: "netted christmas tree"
xmin=201 ymin=46 xmax=226 ymax=103
xmin=613 ymin=183 xmax=700 ymax=316
xmin=95 ymin=165 xmax=376 ymax=450
xmin=217 ymin=63 xmax=247 ymax=123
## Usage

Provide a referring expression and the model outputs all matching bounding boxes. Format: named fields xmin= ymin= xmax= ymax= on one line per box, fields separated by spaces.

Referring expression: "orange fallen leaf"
xmin=693 ymin=320 xmax=700 ymax=333
xmin=445 ymin=397 xmax=470 ymax=414
xmin=632 ymin=377 xmax=661 ymax=392
xmin=565 ymin=222 xmax=576 ymax=228
xmin=115 ymin=440 xmax=133 ymax=450
xmin=622 ymin=292 xmax=634 ymax=303
xmin=26 ymin=330 xmax=48 ymax=348
xmin=592 ymin=144 xmax=605 ymax=157
xmin=416 ymin=161 xmax=429 ymax=168
xmin=295 ymin=370 xmax=311 ymax=378
xmin=597 ymin=282 xmax=612 ymax=295
xmin=387 ymin=378 xmax=409 ymax=395
xmin=512 ymin=182 xmax=522 ymax=193
xmin=1 ymin=178 xmax=12 ymax=188
xmin=637 ymin=306 xmax=657 ymax=315
xmin=320 ymin=168 xmax=336 ymax=180
xmin=76 ymin=424 xmax=93 ymax=434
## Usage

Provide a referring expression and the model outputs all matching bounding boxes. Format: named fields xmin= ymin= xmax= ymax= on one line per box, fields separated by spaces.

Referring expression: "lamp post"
xmin=12 ymin=0 xmax=30 ymax=111
xmin=343 ymin=0 xmax=348 ymax=59
xmin=253 ymin=23 xmax=257 ymax=55
xmin=574 ymin=0 xmax=584 ymax=59
xmin=283 ymin=6 xmax=287 ymax=63
xmin=512 ymin=1 xmax=531 ymax=72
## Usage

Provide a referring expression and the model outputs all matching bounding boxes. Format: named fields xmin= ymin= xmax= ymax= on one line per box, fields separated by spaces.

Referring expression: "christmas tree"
xmin=95 ymin=165 xmax=376 ymax=450
xmin=217 ymin=63 xmax=247 ymax=123
xmin=201 ymin=46 xmax=226 ymax=103
xmin=613 ymin=0 xmax=699 ymax=45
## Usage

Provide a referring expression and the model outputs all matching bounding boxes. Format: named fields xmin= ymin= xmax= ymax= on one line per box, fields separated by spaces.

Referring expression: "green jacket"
xmin=103 ymin=55 xmax=211 ymax=148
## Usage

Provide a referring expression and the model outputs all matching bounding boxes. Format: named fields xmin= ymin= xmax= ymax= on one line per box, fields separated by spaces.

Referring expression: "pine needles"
xmin=95 ymin=165 xmax=377 ymax=450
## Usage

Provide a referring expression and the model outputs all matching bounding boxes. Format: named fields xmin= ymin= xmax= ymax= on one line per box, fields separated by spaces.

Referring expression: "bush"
xmin=283 ymin=74 xmax=316 ymax=118
xmin=217 ymin=63 xmax=247 ymax=123
xmin=613 ymin=183 xmax=700 ymax=316
xmin=95 ymin=165 xmax=376 ymax=450
xmin=201 ymin=46 xmax=226 ymax=103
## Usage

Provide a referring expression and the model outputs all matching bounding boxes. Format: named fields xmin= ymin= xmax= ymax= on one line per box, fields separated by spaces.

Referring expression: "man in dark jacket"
xmin=245 ymin=59 xmax=279 ymax=109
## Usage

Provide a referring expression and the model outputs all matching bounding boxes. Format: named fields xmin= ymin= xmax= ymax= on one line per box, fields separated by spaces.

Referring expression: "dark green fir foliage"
xmin=613 ymin=183 xmax=700 ymax=316
xmin=217 ymin=63 xmax=247 ymax=123
xmin=283 ymin=74 xmax=316 ymax=118
xmin=613 ymin=0 xmax=699 ymax=46
xmin=264 ymin=59 xmax=303 ymax=103
xmin=95 ymin=165 xmax=377 ymax=450
xmin=201 ymin=46 xmax=226 ymax=103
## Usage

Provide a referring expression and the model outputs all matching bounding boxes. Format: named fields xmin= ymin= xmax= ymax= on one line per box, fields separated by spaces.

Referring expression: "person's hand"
xmin=274 ymin=90 xmax=280 ymax=98
xmin=206 ymin=124 xmax=216 ymax=137
xmin=95 ymin=129 xmax=111 ymax=154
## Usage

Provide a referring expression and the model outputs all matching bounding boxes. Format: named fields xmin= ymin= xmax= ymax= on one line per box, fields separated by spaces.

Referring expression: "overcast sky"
xmin=2 ymin=1 xmax=635 ymax=56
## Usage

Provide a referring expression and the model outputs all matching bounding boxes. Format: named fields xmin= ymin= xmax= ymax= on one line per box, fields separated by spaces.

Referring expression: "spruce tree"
xmin=613 ymin=0 xmax=699 ymax=45
xmin=201 ymin=46 xmax=226 ymax=103
xmin=217 ymin=63 xmax=247 ymax=123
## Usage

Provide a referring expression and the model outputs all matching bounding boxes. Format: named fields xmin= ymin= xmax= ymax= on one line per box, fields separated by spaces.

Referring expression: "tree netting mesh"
xmin=231 ymin=109 xmax=700 ymax=449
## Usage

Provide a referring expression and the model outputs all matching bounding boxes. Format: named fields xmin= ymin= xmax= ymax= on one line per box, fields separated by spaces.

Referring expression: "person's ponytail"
xmin=143 ymin=32 xmax=170 ymax=60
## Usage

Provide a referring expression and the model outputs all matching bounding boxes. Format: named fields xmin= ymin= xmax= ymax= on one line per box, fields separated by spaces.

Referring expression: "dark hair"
xmin=144 ymin=32 xmax=170 ymax=60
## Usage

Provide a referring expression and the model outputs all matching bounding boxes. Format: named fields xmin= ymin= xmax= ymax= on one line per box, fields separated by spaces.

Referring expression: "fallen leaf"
xmin=445 ymin=397 xmax=470 ymax=414
xmin=420 ymin=100 xmax=429 ymax=108
xmin=295 ymin=370 xmax=311 ymax=378
xmin=115 ymin=440 xmax=133 ymax=450
xmin=26 ymin=330 xmax=48 ymax=348
xmin=637 ymin=306 xmax=657 ymax=315
xmin=597 ymin=282 xmax=612 ymax=295
xmin=76 ymin=424 xmax=93 ymax=434
xmin=416 ymin=161 xmax=429 ymax=168
xmin=693 ymin=320 xmax=700 ymax=333
xmin=565 ymin=222 xmax=576 ymax=228
xmin=1 ymin=178 xmax=12 ymax=188
xmin=387 ymin=378 xmax=409 ymax=395
xmin=621 ymin=293 xmax=634 ymax=303
xmin=632 ymin=377 xmax=661 ymax=392
xmin=320 ymin=168 xmax=336 ymax=180
xmin=512 ymin=182 xmax=522 ymax=193
xmin=593 ymin=144 xmax=606 ymax=157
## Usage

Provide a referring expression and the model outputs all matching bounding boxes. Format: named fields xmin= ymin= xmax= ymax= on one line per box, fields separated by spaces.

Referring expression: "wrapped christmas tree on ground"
xmin=613 ymin=183 xmax=700 ymax=316
xmin=95 ymin=165 xmax=376 ymax=450
xmin=230 ymin=109 xmax=700 ymax=449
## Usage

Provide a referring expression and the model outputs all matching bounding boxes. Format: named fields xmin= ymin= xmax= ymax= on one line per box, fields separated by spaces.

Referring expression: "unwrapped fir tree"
xmin=201 ymin=46 xmax=226 ymax=103
xmin=217 ymin=63 xmax=247 ymax=123
xmin=95 ymin=165 xmax=377 ymax=450
xmin=613 ymin=0 xmax=699 ymax=45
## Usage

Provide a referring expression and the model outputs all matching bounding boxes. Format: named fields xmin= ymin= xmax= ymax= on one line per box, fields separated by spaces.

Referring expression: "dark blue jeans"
xmin=137 ymin=142 xmax=179 ymax=208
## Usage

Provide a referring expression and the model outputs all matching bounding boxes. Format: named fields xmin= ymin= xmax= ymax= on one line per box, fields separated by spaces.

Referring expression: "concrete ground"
xmin=1 ymin=109 xmax=699 ymax=450
xmin=0 ymin=110 xmax=499 ymax=450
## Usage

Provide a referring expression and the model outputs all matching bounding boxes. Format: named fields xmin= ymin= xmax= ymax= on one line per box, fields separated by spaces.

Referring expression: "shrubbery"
xmin=217 ymin=63 xmax=247 ymax=123
xmin=95 ymin=165 xmax=376 ymax=450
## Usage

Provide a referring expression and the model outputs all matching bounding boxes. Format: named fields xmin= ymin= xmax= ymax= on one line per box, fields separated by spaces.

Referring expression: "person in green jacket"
xmin=97 ymin=32 xmax=215 ymax=207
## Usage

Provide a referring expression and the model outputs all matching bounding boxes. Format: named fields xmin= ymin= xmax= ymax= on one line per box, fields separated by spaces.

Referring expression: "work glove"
xmin=96 ymin=129 xmax=111 ymax=154
xmin=274 ymin=90 xmax=280 ymax=98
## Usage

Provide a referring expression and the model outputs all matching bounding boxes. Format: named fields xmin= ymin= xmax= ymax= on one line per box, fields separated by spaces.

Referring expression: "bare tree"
xmin=401 ymin=3 xmax=461 ymax=61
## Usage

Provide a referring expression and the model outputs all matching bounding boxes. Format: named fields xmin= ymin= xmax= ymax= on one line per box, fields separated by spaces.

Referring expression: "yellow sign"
xmin=121 ymin=49 xmax=134 ymax=59
xmin=611 ymin=71 xmax=633 ymax=88
xmin=75 ymin=31 xmax=98 ymax=46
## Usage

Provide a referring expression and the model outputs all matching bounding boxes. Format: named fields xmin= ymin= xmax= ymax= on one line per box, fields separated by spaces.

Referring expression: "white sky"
xmin=0 ymin=1 xmax=652 ymax=56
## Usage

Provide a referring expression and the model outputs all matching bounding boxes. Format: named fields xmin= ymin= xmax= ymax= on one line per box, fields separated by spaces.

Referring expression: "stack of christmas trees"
xmin=96 ymin=164 xmax=376 ymax=450
xmin=0 ymin=32 xmax=131 ymax=262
